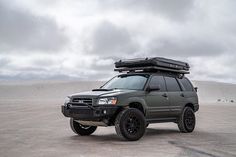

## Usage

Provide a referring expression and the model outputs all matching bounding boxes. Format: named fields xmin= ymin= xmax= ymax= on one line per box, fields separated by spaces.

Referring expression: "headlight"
xmin=98 ymin=97 xmax=117 ymax=105
xmin=64 ymin=97 xmax=71 ymax=104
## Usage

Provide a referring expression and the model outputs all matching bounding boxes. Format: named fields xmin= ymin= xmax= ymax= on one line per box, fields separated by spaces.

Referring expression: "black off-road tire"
xmin=70 ymin=118 xmax=97 ymax=136
xmin=178 ymin=107 xmax=196 ymax=133
xmin=115 ymin=108 xmax=146 ymax=141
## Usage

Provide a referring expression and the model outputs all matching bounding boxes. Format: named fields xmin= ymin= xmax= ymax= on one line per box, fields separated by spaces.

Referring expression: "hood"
xmin=69 ymin=89 xmax=136 ymax=98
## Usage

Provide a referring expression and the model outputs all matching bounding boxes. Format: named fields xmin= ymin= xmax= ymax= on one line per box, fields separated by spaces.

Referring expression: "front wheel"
xmin=70 ymin=118 xmax=97 ymax=136
xmin=115 ymin=108 xmax=146 ymax=141
xmin=178 ymin=107 xmax=196 ymax=133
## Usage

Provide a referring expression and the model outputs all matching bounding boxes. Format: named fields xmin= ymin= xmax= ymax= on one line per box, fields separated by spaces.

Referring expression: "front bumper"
xmin=194 ymin=104 xmax=199 ymax=112
xmin=61 ymin=104 xmax=119 ymax=121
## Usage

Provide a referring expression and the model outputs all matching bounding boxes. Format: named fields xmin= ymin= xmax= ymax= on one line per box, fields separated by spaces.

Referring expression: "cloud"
xmin=145 ymin=37 xmax=225 ymax=57
xmin=0 ymin=53 xmax=116 ymax=81
xmin=98 ymin=0 xmax=195 ymax=21
xmin=86 ymin=21 xmax=138 ymax=57
xmin=187 ymin=54 xmax=236 ymax=83
xmin=0 ymin=0 xmax=236 ymax=83
xmin=0 ymin=1 xmax=68 ymax=52
xmin=0 ymin=57 xmax=10 ymax=68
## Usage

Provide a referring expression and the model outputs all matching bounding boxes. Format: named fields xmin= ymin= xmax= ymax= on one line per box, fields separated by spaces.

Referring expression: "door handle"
xmin=180 ymin=93 xmax=185 ymax=97
xmin=162 ymin=93 xmax=168 ymax=97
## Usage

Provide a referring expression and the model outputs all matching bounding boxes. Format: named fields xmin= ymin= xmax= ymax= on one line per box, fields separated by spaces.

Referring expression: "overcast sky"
xmin=0 ymin=0 xmax=236 ymax=83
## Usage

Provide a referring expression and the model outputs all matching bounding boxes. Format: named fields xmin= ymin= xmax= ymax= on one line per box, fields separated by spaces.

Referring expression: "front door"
xmin=145 ymin=75 xmax=170 ymax=119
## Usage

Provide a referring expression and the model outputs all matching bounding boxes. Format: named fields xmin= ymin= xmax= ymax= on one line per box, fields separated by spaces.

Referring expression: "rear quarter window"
xmin=178 ymin=78 xmax=194 ymax=91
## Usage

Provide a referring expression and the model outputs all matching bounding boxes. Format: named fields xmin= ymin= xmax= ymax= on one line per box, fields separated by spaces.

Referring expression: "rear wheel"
xmin=178 ymin=107 xmax=196 ymax=133
xmin=115 ymin=108 xmax=146 ymax=141
xmin=70 ymin=118 xmax=97 ymax=136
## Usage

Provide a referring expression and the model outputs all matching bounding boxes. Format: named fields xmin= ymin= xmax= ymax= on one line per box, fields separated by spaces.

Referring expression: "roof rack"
xmin=114 ymin=57 xmax=190 ymax=75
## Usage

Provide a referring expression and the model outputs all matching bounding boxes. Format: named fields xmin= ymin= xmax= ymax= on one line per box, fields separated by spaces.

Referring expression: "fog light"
xmin=67 ymin=104 xmax=72 ymax=109
xmin=103 ymin=110 xmax=107 ymax=114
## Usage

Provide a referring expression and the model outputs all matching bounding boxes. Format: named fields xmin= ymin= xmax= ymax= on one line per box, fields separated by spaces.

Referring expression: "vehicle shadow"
xmin=69 ymin=128 xmax=180 ymax=142
xmin=70 ymin=133 xmax=120 ymax=142
xmin=145 ymin=128 xmax=180 ymax=136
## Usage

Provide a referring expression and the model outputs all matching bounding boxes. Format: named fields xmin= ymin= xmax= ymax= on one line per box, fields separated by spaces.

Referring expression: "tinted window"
xmin=102 ymin=74 xmax=149 ymax=90
xmin=149 ymin=76 xmax=166 ymax=92
xmin=178 ymin=78 xmax=193 ymax=91
xmin=165 ymin=77 xmax=181 ymax=92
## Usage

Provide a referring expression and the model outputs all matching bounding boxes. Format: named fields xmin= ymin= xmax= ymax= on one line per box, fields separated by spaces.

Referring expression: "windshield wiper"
xmin=92 ymin=89 xmax=111 ymax=91
xmin=111 ymin=88 xmax=122 ymax=90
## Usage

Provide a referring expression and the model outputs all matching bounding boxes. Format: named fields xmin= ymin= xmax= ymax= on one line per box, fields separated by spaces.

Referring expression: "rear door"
xmin=178 ymin=77 xmax=198 ymax=107
xmin=164 ymin=76 xmax=186 ymax=117
xmin=145 ymin=75 xmax=170 ymax=119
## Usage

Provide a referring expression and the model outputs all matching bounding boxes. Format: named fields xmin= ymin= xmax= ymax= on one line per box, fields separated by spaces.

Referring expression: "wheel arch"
xmin=110 ymin=101 xmax=146 ymax=126
xmin=184 ymin=103 xmax=195 ymax=111
xmin=128 ymin=102 xmax=145 ymax=115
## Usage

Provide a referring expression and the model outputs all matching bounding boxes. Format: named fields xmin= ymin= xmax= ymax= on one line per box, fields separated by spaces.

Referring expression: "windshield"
xmin=102 ymin=74 xmax=149 ymax=90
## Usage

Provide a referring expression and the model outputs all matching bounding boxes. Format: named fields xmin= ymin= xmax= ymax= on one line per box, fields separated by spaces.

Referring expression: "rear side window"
xmin=164 ymin=77 xmax=181 ymax=92
xmin=178 ymin=78 xmax=194 ymax=91
xmin=149 ymin=76 xmax=166 ymax=92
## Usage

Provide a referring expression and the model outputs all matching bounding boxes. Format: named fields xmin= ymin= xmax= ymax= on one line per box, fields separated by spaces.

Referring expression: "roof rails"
xmin=114 ymin=57 xmax=190 ymax=75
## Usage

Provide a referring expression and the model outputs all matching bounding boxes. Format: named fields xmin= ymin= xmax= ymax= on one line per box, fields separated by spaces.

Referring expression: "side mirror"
xmin=194 ymin=87 xmax=198 ymax=92
xmin=147 ymin=84 xmax=161 ymax=92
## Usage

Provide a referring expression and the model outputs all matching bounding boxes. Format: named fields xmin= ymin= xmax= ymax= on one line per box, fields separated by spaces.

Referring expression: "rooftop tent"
xmin=114 ymin=57 xmax=190 ymax=75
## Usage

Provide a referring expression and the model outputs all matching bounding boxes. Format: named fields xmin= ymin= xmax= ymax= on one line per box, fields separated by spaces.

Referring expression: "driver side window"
xmin=149 ymin=76 xmax=167 ymax=92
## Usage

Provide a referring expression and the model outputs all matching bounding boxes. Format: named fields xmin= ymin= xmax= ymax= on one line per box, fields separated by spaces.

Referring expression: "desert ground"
xmin=0 ymin=81 xmax=236 ymax=157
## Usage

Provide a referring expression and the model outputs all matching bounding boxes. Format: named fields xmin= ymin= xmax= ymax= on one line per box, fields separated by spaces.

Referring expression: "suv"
xmin=61 ymin=57 xmax=199 ymax=141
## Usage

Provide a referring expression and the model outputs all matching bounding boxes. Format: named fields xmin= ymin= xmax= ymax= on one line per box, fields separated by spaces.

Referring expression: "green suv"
xmin=61 ymin=57 xmax=199 ymax=141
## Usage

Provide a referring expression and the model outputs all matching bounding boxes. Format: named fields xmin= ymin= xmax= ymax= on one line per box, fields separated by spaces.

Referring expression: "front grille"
xmin=70 ymin=108 xmax=93 ymax=114
xmin=72 ymin=97 xmax=93 ymax=106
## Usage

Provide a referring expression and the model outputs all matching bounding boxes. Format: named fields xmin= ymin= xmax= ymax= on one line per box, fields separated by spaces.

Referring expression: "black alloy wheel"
xmin=178 ymin=107 xmax=196 ymax=133
xmin=115 ymin=108 xmax=146 ymax=141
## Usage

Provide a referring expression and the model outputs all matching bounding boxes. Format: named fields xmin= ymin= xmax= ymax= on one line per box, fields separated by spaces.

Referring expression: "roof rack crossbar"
xmin=114 ymin=66 xmax=189 ymax=74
